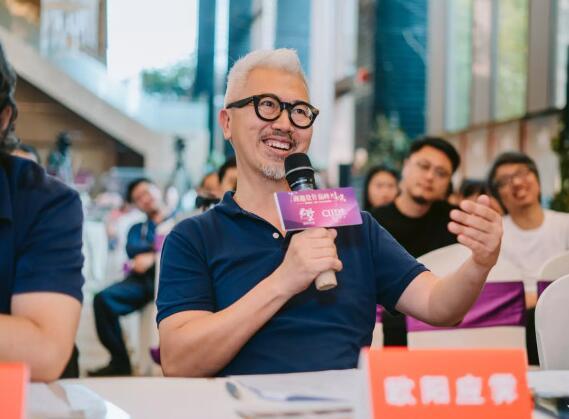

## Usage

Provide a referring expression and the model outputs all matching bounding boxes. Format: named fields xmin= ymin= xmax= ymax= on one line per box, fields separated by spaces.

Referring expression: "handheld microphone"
xmin=284 ymin=153 xmax=338 ymax=291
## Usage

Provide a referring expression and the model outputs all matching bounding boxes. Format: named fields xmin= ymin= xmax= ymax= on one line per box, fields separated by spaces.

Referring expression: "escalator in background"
xmin=0 ymin=0 xmax=209 ymax=177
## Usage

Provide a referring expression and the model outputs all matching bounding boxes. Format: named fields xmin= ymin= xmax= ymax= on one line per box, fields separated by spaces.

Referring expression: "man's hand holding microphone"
xmin=273 ymin=153 xmax=345 ymax=294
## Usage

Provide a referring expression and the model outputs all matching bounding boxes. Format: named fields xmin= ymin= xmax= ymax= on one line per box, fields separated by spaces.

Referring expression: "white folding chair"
xmin=417 ymin=244 xmax=471 ymax=276
xmin=417 ymin=243 xmax=523 ymax=282
xmin=538 ymin=251 xmax=569 ymax=280
xmin=535 ymin=274 xmax=569 ymax=369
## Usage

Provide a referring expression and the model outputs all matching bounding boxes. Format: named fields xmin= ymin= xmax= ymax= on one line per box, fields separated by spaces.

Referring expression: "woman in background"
xmin=362 ymin=165 xmax=399 ymax=211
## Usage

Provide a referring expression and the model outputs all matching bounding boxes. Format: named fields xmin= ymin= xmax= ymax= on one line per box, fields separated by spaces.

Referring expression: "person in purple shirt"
xmin=0 ymin=44 xmax=84 ymax=381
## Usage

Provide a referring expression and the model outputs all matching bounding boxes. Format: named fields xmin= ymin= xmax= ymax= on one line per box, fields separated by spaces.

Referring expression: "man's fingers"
xmin=450 ymin=209 xmax=494 ymax=234
xmin=458 ymin=195 xmax=500 ymax=223
xmin=448 ymin=222 xmax=488 ymax=243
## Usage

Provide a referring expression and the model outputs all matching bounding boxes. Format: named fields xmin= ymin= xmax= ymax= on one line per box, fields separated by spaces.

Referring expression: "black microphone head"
xmin=284 ymin=153 xmax=316 ymax=191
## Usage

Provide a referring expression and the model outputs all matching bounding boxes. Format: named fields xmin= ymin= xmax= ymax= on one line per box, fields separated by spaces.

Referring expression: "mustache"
xmin=260 ymin=130 xmax=294 ymax=143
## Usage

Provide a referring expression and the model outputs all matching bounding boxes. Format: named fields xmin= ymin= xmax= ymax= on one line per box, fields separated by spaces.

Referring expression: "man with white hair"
xmin=157 ymin=49 xmax=503 ymax=377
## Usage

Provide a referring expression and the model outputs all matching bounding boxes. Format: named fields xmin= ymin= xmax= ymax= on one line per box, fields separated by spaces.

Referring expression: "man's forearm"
xmin=428 ymin=257 xmax=491 ymax=326
xmin=0 ymin=314 xmax=72 ymax=381
xmin=160 ymin=268 xmax=292 ymax=377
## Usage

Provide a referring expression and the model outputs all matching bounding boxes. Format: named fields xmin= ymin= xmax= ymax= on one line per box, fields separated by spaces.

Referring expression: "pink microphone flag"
xmin=274 ymin=187 xmax=363 ymax=231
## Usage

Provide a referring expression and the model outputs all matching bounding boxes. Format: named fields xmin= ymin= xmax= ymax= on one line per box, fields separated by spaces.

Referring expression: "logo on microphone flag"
xmin=275 ymin=187 xmax=363 ymax=231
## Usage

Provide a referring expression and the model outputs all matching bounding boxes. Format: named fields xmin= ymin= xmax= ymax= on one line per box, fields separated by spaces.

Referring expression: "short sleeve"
xmin=365 ymin=213 xmax=428 ymax=312
xmin=156 ymin=220 xmax=214 ymax=324
xmin=13 ymin=186 xmax=84 ymax=302
xmin=125 ymin=223 xmax=154 ymax=259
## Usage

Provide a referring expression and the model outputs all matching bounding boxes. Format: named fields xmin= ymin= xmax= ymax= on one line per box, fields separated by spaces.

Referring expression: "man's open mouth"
xmin=263 ymin=138 xmax=292 ymax=151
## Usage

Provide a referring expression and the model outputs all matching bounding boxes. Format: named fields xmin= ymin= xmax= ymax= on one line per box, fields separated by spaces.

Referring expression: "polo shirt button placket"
xmin=272 ymin=232 xmax=280 ymax=239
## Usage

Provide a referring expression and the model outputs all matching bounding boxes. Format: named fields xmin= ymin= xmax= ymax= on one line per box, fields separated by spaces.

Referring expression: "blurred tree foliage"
xmin=366 ymin=114 xmax=410 ymax=170
xmin=141 ymin=58 xmax=196 ymax=99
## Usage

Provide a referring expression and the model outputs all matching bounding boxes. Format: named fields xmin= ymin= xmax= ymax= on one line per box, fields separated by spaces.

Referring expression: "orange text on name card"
xmin=0 ymin=363 xmax=29 ymax=419
xmin=364 ymin=348 xmax=531 ymax=419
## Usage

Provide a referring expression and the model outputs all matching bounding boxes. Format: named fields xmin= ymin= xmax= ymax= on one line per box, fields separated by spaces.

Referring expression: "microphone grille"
xmin=284 ymin=153 xmax=315 ymax=190
xmin=284 ymin=153 xmax=313 ymax=175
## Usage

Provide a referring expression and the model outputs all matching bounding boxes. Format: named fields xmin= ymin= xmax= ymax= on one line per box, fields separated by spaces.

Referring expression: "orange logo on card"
xmin=0 ymin=363 xmax=29 ymax=419
xmin=361 ymin=348 xmax=531 ymax=419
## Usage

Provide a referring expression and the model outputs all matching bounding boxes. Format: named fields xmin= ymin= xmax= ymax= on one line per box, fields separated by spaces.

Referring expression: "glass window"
xmin=493 ymin=0 xmax=529 ymax=120
xmin=445 ymin=0 xmax=473 ymax=131
xmin=554 ymin=0 xmax=569 ymax=109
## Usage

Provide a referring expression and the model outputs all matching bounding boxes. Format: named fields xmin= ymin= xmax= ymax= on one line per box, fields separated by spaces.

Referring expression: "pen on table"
xmin=226 ymin=381 xmax=241 ymax=400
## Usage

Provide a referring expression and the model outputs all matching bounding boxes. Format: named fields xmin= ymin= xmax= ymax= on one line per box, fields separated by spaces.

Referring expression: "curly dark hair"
xmin=0 ymin=43 xmax=19 ymax=153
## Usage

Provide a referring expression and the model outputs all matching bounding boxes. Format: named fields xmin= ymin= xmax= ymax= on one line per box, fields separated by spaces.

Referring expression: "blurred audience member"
xmin=371 ymin=137 xmax=460 ymax=347
xmin=194 ymin=171 xmax=220 ymax=212
xmin=88 ymin=178 xmax=168 ymax=376
xmin=460 ymin=178 xmax=487 ymax=201
xmin=372 ymin=137 xmax=460 ymax=258
xmin=200 ymin=171 xmax=220 ymax=197
xmin=219 ymin=156 xmax=238 ymax=194
xmin=488 ymin=151 xmax=569 ymax=365
xmin=0 ymin=43 xmax=84 ymax=381
xmin=488 ymin=152 xmax=569 ymax=303
xmin=362 ymin=165 xmax=399 ymax=211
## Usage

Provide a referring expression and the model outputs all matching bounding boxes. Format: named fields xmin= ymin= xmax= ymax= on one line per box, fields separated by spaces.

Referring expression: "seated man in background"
xmin=88 ymin=178 xmax=168 ymax=376
xmin=371 ymin=137 xmax=460 ymax=346
xmin=371 ymin=137 xmax=460 ymax=258
xmin=218 ymin=156 xmax=238 ymax=194
xmin=157 ymin=48 xmax=503 ymax=377
xmin=488 ymin=151 xmax=569 ymax=305
xmin=194 ymin=157 xmax=238 ymax=212
xmin=0 ymin=44 xmax=84 ymax=381
xmin=488 ymin=151 xmax=569 ymax=364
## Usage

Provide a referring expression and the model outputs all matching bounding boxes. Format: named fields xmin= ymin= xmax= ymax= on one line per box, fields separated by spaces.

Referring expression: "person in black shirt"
xmin=371 ymin=136 xmax=461 ymax=345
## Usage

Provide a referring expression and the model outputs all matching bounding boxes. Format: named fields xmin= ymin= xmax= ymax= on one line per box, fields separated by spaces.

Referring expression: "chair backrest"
xmin=537 ymin=280 xmax=553 ymax=298
xmin=535 ymin=274 xmax=569 ymax=369
xmin=417 ymin=244 xmax=471 ymax=276
xmin=407 ymin=281 xmax=526 ymax=332
xmin=406 ymin=281 xmax=527 ymax=350
xmin=417 ymin=244 xmax=523 ymax=282
xmin=538 ymin=251 xmax=569 ymax=280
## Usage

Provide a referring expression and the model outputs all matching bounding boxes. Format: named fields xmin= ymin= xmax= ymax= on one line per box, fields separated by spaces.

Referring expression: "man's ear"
xmin=218 ymin=108 xmax=232 ymax=140
xmin=0 ymin=106 xmax=13 ymax=131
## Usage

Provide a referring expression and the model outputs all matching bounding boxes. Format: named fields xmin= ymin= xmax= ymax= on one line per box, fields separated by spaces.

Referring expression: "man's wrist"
xmin=265 ymin=266 xmax=294 ymax=301
xmin=467 ymin=256 xmax=494 ymax=278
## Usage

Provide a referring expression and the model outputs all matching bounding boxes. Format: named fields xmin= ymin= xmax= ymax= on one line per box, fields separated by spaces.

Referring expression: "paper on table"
xmin=527 ymin=370 xmax=569 ymax=397
xmin=28 ymin=383 xmax=73 ymax=418
xmin=28 ymin=382 xmax=131 ymax=419
xmin=231 ymin=369 xmax=361 ymax=404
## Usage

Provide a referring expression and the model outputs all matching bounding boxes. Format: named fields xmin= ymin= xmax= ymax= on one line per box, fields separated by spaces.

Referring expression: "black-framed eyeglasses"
xmin=493 ymin=167 xmax=533 ymax=190
xmin=413 ymin=159 xmax=451 ymax=180
xmin=226 ymin=93 xmax=319 ymax=129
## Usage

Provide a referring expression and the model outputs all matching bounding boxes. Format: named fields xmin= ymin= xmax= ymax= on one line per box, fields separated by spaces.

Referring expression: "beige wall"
xmin=13 ymin=77 xmax=141 ymax=176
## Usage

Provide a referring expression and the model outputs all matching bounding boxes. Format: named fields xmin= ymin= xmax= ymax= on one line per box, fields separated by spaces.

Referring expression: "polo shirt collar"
xmin=216 ymin=191 xmax=248 ymax=216
xmin=0 ymin=160 xmax=12 ymax=222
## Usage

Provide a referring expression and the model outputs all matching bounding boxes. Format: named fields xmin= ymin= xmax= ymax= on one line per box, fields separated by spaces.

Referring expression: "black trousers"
xmin=526 ymin=307 xmax=539 ymax=365
xmin=93 ymin=268 xmax=155 ymax=371
xmin=382 ymin=311 xmax=407 ymax=346
xmin=60 ymin=346 xmax=79 ymax=378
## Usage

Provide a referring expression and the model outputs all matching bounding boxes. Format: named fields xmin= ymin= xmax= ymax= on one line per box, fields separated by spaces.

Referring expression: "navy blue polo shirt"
xmin=157 ymin=192 xmax=426 ymax=376
xmin=0 ymin=154 xmax=84 ymax=314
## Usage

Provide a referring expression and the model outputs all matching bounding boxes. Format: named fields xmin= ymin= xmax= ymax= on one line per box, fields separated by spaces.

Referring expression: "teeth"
xmin=265 ymin=140 xmax=291 ymax=151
